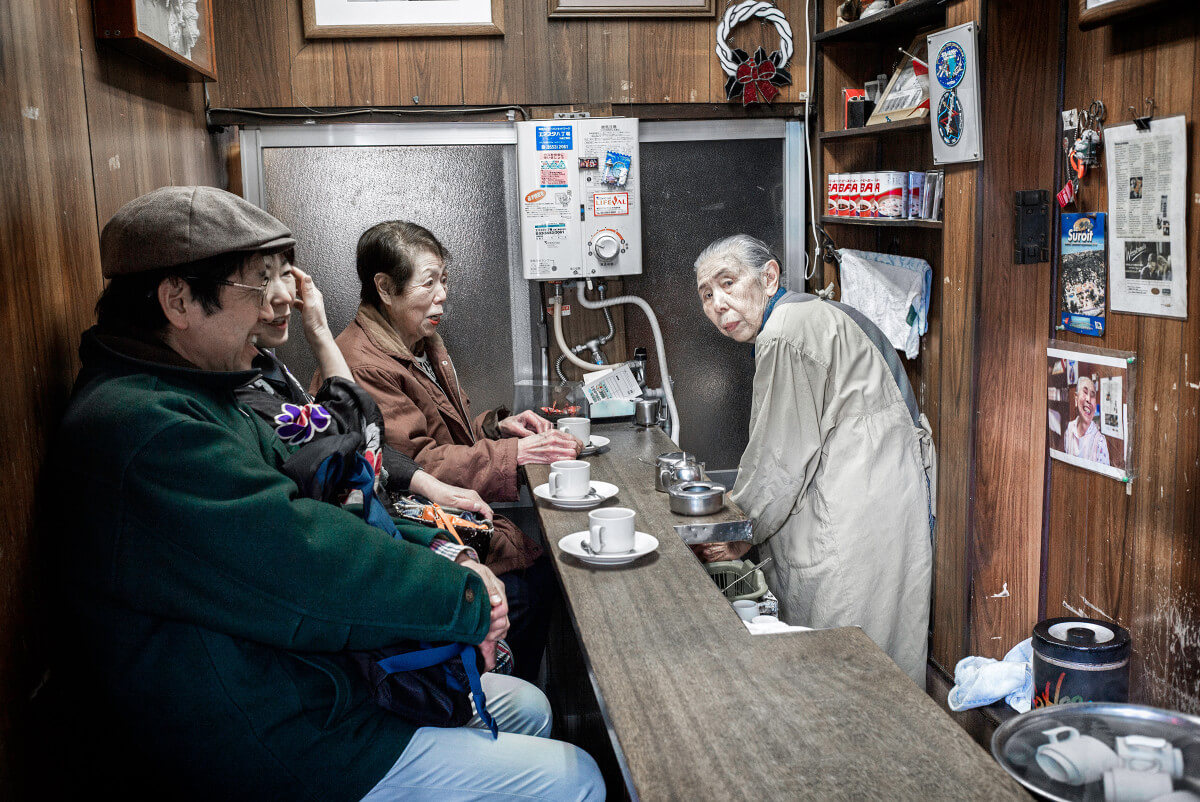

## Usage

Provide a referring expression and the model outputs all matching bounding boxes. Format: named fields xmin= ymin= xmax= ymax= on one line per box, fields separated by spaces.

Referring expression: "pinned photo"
xmin=1047 ymin=344 xmax=1135 ymax=482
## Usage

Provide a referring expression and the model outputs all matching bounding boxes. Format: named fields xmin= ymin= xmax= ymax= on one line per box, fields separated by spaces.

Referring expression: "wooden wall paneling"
xmin=209 ymin=0 xmax=292 ymax=107
xmin=1 ymin=0 xmax=105 ymax=794
xmin=76 ymin=0 xmax=226 ymax=224
xmin=463 ymin=0 xmax=528 ymax=104
xmin=1162 ymin=17 xmax=1200 ymax=715
xmin=1126 ymin=16 xmax=1199 ymax=711
xmin=398 ymin=39 xmax=465 ymax=106
xmin=1046 ymin=0 xmax=1112 ymax=636
xmin=523 ymin=1 xmax=589 ymax=105
xmin=586 ymin=21 xmax=633 ymax=104
xmin=927 ymin=0 xmax=981 ymax=673
xmin=286 ymin=1 xmax=339 ymax=108
xmin=966 ymin=0 xmax=1059 ymax=658
xmin=1048 ymin=4 xmax=1200 ymax=713
xmin=628 ymin=19 xmax=711 ymax=103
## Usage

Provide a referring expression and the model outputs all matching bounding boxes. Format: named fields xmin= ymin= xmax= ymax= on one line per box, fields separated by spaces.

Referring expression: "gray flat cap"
xmin=100 ymin=186 xmax=295 ymax=278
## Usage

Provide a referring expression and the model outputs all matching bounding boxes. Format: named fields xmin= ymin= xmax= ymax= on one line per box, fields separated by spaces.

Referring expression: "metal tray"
xmin=991 ymin=702 xmax=1200 ymax=801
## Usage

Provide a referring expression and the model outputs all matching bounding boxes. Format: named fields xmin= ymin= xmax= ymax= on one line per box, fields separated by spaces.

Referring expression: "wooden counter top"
xmin=527 ymin=424 xmax=1027 ymax=801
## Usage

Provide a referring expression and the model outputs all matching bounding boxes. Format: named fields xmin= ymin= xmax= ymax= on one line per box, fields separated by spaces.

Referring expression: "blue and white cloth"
xmin=837 ymin=249 xmax=933 ymax=359
xmin=948 ymin=638 xmax=1034 ymax=713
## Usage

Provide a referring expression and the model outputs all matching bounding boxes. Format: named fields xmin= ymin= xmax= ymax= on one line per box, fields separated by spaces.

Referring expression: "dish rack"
xmin=705 ymin=560 xmax=768 ymax=602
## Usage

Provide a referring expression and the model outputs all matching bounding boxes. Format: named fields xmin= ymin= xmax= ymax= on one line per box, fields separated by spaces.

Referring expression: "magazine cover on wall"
xmin=1059 ymin=212 xmax=1106 ymax=336
xmin=1047 ymin=341 xmax=1137 ymax=482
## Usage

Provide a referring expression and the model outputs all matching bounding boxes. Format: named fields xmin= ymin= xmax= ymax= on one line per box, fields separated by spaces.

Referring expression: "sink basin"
xmin=706 ymin=468 xmax=739 ymax=488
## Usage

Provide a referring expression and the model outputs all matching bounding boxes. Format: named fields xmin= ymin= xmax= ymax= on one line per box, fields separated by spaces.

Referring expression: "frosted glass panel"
xmin=624 ymin=138 xmax=784 ymax=470
xmin=260 ymin=144 xmax=516 ymax=413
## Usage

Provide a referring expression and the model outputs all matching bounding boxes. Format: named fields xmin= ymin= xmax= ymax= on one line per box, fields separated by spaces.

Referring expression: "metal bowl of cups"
xmin=667 ymin=480 xmax=726 ymax=516
xmin=991 ymin=702 xmax=1200 ymax=802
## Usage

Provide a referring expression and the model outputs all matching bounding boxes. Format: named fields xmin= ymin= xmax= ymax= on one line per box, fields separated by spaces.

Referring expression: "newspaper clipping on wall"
xmin=1104 ymin=115 xmax=1188 ymax=319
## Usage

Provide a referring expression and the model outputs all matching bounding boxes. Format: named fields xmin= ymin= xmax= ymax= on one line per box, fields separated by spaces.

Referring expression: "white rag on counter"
xmin=837 ymin=249 xmax=932 ymax=359
xmin=948 ymin=638 xmax=1034 ymax=713
xmin=743 ymin=616 xmax=813 ymax=636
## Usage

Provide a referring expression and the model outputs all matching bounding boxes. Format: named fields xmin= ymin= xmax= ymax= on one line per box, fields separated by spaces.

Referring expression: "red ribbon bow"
xmin=736 ymin=58 xmax=780 ymax=105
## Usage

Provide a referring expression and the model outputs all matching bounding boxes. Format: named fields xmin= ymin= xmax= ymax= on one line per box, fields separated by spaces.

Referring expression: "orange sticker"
xmin=525 ymin=189 xmax=546 ymax=203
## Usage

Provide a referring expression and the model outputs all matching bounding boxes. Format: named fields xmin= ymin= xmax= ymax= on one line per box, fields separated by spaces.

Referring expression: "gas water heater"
xmin=516 ymin=118 xmax=642 ymax=280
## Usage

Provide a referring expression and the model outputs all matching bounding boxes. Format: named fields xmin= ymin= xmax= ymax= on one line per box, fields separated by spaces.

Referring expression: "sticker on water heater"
xmin=533 ymin=223 xmax=568 ymax=246
xmin=535 ymin=125 xmax=573 ymax=151
xmin=539 ymin=153 xmax=568 ymax=188
xmin=592 ymin=192 xmax=629 ymax=216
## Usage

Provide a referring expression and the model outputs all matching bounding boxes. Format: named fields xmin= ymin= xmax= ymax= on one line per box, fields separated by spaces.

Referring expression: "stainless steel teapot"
xmin=655 ymin=451 xmax=705 ymax=492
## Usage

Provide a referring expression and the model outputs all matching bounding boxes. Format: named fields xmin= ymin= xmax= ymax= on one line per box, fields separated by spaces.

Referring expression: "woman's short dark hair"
xmin=94 ymin=251 xmax=247 ymax=335
xmin=356 ymin=221 xmax=449 ymax=308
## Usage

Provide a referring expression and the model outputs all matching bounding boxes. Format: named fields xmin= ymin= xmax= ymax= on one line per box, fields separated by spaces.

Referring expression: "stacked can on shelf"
xmin=827 ymin=171 xmax=933 ymax=220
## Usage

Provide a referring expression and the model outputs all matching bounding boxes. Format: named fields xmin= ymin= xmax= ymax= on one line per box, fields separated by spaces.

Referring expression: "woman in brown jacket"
xmin=324 ymin=220 xmax=581 ymax=683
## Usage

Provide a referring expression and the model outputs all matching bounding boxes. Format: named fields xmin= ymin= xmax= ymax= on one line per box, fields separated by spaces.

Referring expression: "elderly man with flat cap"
xmin=48 ymin=186 xmax=602 ymax=801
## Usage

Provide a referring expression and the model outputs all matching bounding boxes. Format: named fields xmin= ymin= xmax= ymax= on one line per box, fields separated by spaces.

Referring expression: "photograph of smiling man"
xmin=1046 ymin=344 xmax=1135 ymax=481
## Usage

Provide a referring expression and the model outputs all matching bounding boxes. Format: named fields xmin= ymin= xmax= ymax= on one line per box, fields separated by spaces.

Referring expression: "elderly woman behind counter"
xmin=693 ymin=234 xmax=934 ymax=685
xmin=322 ymin=220 xmax=581 ymax=683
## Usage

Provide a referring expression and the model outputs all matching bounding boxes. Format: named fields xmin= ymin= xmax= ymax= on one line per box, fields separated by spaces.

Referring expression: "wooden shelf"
xmin=821 ymin=215 xmax=942 ymax=229
xmin=813 ymin=0 xmax=948 ymax=44
xmin=820 ymin=117 xmax=929 ymax=141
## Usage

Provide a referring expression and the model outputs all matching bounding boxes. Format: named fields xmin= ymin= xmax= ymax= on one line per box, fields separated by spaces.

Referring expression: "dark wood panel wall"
xmin=209 ymin=0 xmax=810 ymax=109
xmin=1047 ymin=6 xmax=1200 ymax=713
xmin=0 ymin=2 xmax=223 ymax=795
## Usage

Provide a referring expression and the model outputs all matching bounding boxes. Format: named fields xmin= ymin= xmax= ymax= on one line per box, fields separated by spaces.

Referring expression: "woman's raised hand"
xmin=291 ymin=266 xmax=333 ymax=345
xmin=516 ymin=430 xmax=584 ymax=465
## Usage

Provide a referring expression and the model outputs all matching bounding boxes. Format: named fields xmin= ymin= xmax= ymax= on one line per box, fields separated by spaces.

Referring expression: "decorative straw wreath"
xmin=715 ymin=1 xmax=794 ymax=105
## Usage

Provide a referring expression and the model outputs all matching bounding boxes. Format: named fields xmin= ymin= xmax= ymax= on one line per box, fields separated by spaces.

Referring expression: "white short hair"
xmin=694 ymin=234 xmax=784 ymax=281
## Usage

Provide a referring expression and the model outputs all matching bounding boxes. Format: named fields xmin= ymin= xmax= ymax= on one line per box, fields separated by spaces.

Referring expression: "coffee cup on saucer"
xmin=549 ymin=460 xmax=591 ymax=499
xmin=587 ymin=507 xmax=636 ymax=554
xmin=557 ymin=416 xmax=590 ymax=445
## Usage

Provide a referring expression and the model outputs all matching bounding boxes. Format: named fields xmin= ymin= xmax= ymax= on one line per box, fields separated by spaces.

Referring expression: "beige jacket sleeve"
xmin=731 ymin=336 xmax=829 ymax=546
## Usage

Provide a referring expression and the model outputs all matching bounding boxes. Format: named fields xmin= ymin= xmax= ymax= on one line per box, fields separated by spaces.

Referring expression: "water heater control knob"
xmin=594 ymin=233 xmax=621 ymax=261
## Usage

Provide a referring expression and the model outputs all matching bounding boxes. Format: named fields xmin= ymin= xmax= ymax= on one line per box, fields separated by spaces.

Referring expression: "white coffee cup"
xmin=733 ymin=600 xmax=759 ymax=621
xmin=557 ymin=416 xmax=591 ymax=444
xmin=1035 ymin=725 xmax=1121 ymax=786
xmin=548 ymin=460 xmax=590 ymax=499
xmin=587 ymin=507 xmax=636 ymax=554
xmin=1117 ymin=735 xmax=1184 ymax=778
xmin=1103 ymin=767 xmax=1174 ymax=802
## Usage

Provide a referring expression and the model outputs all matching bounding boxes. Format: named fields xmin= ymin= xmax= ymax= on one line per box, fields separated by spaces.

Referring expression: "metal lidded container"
xmin=1031 ymin=617 xmax=1131 ymax=706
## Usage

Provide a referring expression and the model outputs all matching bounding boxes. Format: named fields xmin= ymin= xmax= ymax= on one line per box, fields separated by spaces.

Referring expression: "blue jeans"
xmin=360 ymin=673 xmax=605 ymax=801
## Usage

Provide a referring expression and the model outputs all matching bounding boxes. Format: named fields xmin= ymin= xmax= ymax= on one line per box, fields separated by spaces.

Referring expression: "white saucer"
xmin=558 ymin=531 xmax=659 ymax=565
xmin=579 ymin=435 xmax=610 ymax=456
xmin=532 ymin=480 xmax=619 ymax=509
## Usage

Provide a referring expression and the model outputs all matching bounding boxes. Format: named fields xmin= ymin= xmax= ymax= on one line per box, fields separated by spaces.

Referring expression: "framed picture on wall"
xmin=1047 ymin=342 xmax=1137 ymax=482
xmin=548 ymin=0 xmax=715 ymax=18
xmin=302 ymin=0 xmax=504 ymax=38
xmin=93 ymin=0 xmax=217 ymax=81
xmin=1079 ymin=0 xmax=1172 ymax=30
xmin=866 ymin=36 xmax=930 ymax=126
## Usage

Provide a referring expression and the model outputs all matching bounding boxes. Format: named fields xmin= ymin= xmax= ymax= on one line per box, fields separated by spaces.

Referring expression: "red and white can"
xmin=877 ymin=171 xmax=908 ymax=218
xmin=835 ymin=174 xmax=854 ymax=217
xmin=826 ymin=173 xmax=840 ymax=216
xmin=908 ymin=171 xmax=924 ymax=219
xmin=866 ymin=173 xmax=882 ymax=218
